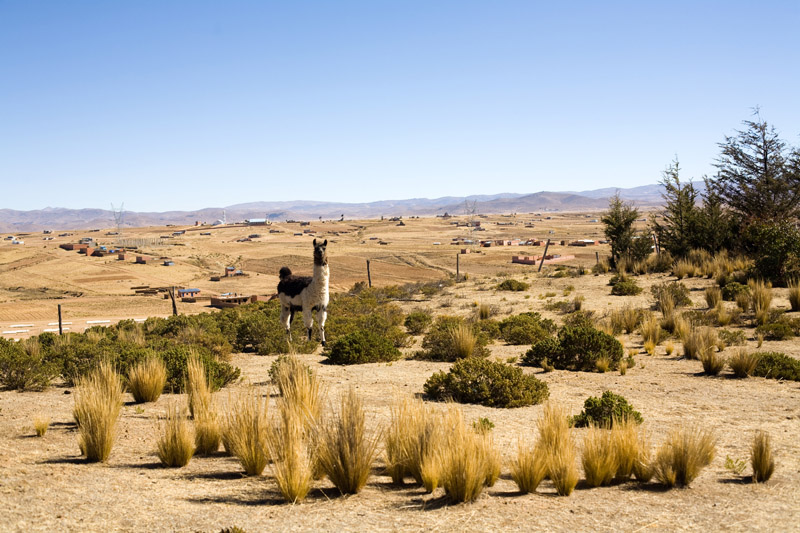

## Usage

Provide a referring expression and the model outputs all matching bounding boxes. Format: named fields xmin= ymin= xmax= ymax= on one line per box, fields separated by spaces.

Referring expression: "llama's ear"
xmin=323 ymin=239 xmax=327 ymax=246
xmin=313 ymin=238 xmax=317 ymax=246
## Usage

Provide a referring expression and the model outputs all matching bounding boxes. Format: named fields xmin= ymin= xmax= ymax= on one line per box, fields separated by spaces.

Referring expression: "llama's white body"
xmin=277 ymin=240 xmax=329 ymax=344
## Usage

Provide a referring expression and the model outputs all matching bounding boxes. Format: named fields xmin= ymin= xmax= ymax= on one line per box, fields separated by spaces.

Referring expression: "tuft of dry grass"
xmin=222 ymin=388 xmax=270 ymax=476
xmin=618 ymin=361 xmax=628 ymax=375
xmin=535 ymin=403 xmax=578 ymax=496
xmin=548 ymin=443 xmax=579 ymax=496
xmin=632 ymin=430 xmax=654 ymax=482
xmin=653 ymin=426 xmax=716 ymax=488
xmin=611 ymin=306 xmax=642 ymax=335
xmin=750 ymin=431 xmax=775 ymax=483
xmin=789 ymin=279 xmax=800 ymax=312
xmin=385 ymin=397 xmax=446 ymax=490
xmin=683 ymin=326 xmax=719 ymax=360
xmin=477 ymin=303 xmax=493 ymax=320
xmin=186 ymin=353 xmax=213 ymax=420
xmin=612 ymin=416 xmax=642 ymax=482
xmin=128 ymin=356 xmax=167 ymax=404
xmin=118 ymin=325 xmax=146 ymax=346
xmin=581 ymin=425 xmax=617 ymax=487
xmin=712 ymin=303 xmax=734 ymax=327
xmin=699 ymin=347 xmax=727 ymax=376
xmin=640 ymin=314 xmax=663 ymax=346
xmin=267 ymin=401 xmax=314 ymax=503
xmin=510 ymin=438 xmax=547 ymax=494
xmin=275 ymin=356 xmax=323 ymax=426
xmin=735 ymin=291 xmax=752 ymax=313
xmin=73 ymin=361 xmax=124 ymax=462
xmin=439 ymin=409 xmax=498 ymax=503
xmin=728 ymin=349 xmax=761 ymax=378
xmin=33 ymin=415 xmax=50 ymax=437
xmin=194 ymin=410 xmax=221 ymax=455
xmin=673 ymin=259 xmax=696 ymax=279
xmin=316 ymin=388 xmax=380 ymax=495
xmin=595 ymin=357 xmax=610 ymax=373
xmin=749 ymin=279 xmax=772 ymax=326
xmin=665 ymin=340 xmax=675 ymax=356
xmin=156 ymin=403 xmax=195 ymax=467
xmin=643 ymin=340 xmax=656 ymax=356
xmin=448 ymin=323 xmax=477 ymax=359
xmin=704 ymin=286 xmax=722 ymax=309
xmin=479 ymin=431 xmax=501 ymax=488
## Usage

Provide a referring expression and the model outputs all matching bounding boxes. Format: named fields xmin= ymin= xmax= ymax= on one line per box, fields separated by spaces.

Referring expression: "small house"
xmin=136 ymin=256 xmax=149 ymax=264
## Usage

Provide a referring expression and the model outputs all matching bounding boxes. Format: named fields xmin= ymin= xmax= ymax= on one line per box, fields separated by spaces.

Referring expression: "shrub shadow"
xmin=718 ymin=476 xmax=753 ymax=485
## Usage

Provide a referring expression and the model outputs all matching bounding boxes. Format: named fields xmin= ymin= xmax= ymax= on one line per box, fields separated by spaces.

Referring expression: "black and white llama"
xmin=277 ymin=239 xmax=330 ymax=346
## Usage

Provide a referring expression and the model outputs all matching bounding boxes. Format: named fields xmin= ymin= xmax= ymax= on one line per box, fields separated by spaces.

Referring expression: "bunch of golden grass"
xmin=682 ymin=326 xmax=719 ymax=360
xmin=664 ymin=340 xmax=675 ymax=356
xmin=477 ymin=303 xmax=493 ymax=320
xmin=751 ymin=431 xmax=775 ymax=483
xmin=711 ymin=253 xmax=734 ymax=278
xmin=612 ymin=416 xmax=641 ymax=481
xmin=267 ymin=401 xmax=314 ymax=503
xmin=596 ymin=319 xmax=615 ymax=336
xmin=275 ymin=356 xmax=323 ymax=425
xmin=536 ymin=403 xmax=579 ymax=496
xmin=385 ymin=398 xmax=448 ymax=491
xmin=712 ymin=303 xmax=734 ymax=327
xmin=572 ymin=295 xmax=585 ymax=312
xmin=118 ymin=326 xmax=146 ymax=346
xmin=448 ymin=323 xmax=477 ymax=359
xmin=73 ymin=361 xmax=124 ymax=462
xmin=673 ymin=259 xmax=696 ymax=279
xmin=186 ymin=353 xmax=213 ymax=419
xmin=788 ymin=279 xmax=800 ymax=312
xmin=156 ymin=403 xmax=195 ymax=467
xmin=674 ymin=315 xmax=691 ymax=343
xmin=595 ymin=357 xmax=610 ymax=373
xmin=749 ymin=279 xmax=773 ymax=326
xmin=128 ymin=356 xmax=167 ymax=403
xmin=639 ymin=314 xmax=663 ymax=345
xmin=596 ymin=259 xmax=611 ymax=274
xmin=658 ymin=293 xmax=677 ymax=333
xmin=653 ymin=426 xmax=716 ymax=488
xmin=581 ymin=425 xmax=617 ymax=487
xmin=223 ymin=388 xmax=270 ymax=475
xmin=616 ymin=257 xmax=630 ymax=275
xmin=618 ymin=361 xmax=628 ymax=375
xmin=438 ymin=410 xmax=499 ymax=503
xmin=631 ymin=260 xmax=648 ymax=275
xmin=85 ymin=329 xmax=105 ymax=344
xmin=632 ymin=430 xmax=654 ymax=482
xmin=699 ymin=348 xmax=726 ymax=376
xmin=705 ymin=287 xmax=722 ymax=309
xmin=735 ymin=291 xmax=752 ymax=313
xmin=33 ymin=415 xmax=50 ymax=437
xmin=643 ymin=340 xmax=656 ymax=356
xmin=316 ymin=388 xmax=380 ymax=494
xmin=510 ymin=438 xmax=548 ymax=493
xmin=728 ymin=349 xmax=760 ymax=378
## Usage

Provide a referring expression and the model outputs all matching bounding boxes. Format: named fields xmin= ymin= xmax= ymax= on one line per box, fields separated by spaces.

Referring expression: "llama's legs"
xmin=317 ymin=305 xmax=328 ymax=346
xmin=280 ymin=305 xmax=292 ymax=341
xmin=303 ymin=306 xmax=314 ymax=342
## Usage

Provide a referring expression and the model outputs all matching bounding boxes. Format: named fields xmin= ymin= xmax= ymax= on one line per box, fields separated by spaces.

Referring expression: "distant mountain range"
xmin=0 ymin=184 xmax=679 ymax=232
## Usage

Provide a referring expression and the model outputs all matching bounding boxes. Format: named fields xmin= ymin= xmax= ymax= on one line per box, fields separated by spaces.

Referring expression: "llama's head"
xmin=278 ymin=266 xmax=292 ymax=281
xmin=313 ymin=239 xmax=328 ymax=266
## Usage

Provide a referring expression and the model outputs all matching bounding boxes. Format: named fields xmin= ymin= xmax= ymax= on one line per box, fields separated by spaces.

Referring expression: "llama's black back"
xmin=278 ymin=275 xmax=313 ymax=297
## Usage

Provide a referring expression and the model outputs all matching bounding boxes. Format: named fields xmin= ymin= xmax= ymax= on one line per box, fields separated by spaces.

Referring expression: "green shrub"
xmin=0 ymin=338 xmax=58 ymax=391
xmin=752 ymin=352 xmax=800 ymax=381
xmin=424 ymin=358 xmax=549 ymax=408
xmin=523 ymin=326 xmax=623 ymax=372
xmin=571 ymin=391 xmax=643 ymax=428
xmin=756 ymin=322 xmax=795 ymax=341
xmin=651 ymin=282 xmax=692 ymax=309
xmin=417 ymin=317 xmax=490 ymax=361
xmin=497 ymin=279 xmax=529 ymax=292
xmin=404 ymin=310 xmax=433 ymax=335
xmin=562 ymin=311 xmax=596 ymax=329
xmin=323 ymin=330 xmax=402 ymax=365
xmin=718 ymin=328 xmax=747 ymax=346
xmin=498 ymin=312 xmax=555 ymax=345
xmin=326 ymin=290 xmax=408 ymax=349
xmin=721 ymin=282 xmax=749 ymax=302
xmin=159 ymin=346 xmax=240 ymax=392
xmin=611 ymin=279 xmax=643 ymax=296
xmin=476 ymin=319 xmax=501 ymax=340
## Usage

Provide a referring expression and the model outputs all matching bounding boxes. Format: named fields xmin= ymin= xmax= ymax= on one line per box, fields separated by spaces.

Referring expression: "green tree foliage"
xmin=743 ymin=221 xmax=800 ymax=285
xmin=601 ymin=193 xmax=641 ymax=267
xmin=653 ymin=159 xmax=701 ymax=258
xmin=571 ymin=391 xmax=643 ymax=427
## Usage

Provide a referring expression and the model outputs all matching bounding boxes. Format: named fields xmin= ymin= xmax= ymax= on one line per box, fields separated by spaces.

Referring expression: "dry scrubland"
xmin=1 ymin=214 xmax=800 ymax=532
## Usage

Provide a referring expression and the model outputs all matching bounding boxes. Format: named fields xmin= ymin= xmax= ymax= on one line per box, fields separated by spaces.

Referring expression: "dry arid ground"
xmin=1 ymin=214 xmax=799 ymax=532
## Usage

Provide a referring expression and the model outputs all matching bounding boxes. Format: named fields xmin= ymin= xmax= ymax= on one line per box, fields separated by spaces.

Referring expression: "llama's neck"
xmin=312 ymin=263 xmax=329 ymax=289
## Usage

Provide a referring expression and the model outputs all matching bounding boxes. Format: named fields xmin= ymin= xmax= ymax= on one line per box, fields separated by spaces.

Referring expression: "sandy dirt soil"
xmin=1 ymin=215 xmax=799 ymax=532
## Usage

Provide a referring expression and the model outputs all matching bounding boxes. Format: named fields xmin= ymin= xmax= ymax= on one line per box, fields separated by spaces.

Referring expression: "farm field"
xmin=1 ymin=214 xmax=799 ymax=532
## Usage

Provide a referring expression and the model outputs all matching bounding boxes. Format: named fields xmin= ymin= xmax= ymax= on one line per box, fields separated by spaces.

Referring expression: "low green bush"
xmin=721 ymin=282 xmax=749 ymax=302
xmin=718 ymin=328 xmax=747 ymax=346
xmin=651 ymin=282 xmax=692 ymax=308
xmin=523 ymin=325 xmax=623 ymax=372
xmin=417 ymin=316 xmax=490 ymax=361
xmin=752 ymin=352 xmax=800 ymax=381
xmin=498 ymin=312 xmax=555 ymax=345
xmin=756 ymin=322 xmax=795 ymax=341
xmin=0 ymin=338 xmax=58 ymax=391
xmin=423 ymin=357 xmax=549 ymax=408
xmin=323 ymin=330 xmax=402 ymax=365
xmin=611 ymin=279 xmax=643 ymax=296
xmin=476 ymin=319 xmax=501 ymax=340
xmin=404 ymin=310 xmax=433 ymax=335
xmin=571 ymin=391 xmax=643 ymax=427
xmin=496 ymin=279 xmax=529 ymax=292
xmin=326 ymin=290 xmax=408 ymax=349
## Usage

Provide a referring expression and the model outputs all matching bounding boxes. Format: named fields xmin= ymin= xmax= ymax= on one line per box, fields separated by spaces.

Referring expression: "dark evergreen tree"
xmin=602 ymin=193 xmax=640 ymax=267
xmin=653 ymin=159 xmax=700 ymax=258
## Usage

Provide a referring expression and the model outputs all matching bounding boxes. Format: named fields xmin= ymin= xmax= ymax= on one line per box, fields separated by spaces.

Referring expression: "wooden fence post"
xmin=58 ymin=304 xmax=63 ymax=335
xmin=169 ymin=287 xmax=178 ymax=316
xmin=456 ymin=254 xmax=460 ymax=281
xmin=366 ymin=260 xmax=372 ymax=288
xmin=538 ymin=239 xmax=551 ymax=272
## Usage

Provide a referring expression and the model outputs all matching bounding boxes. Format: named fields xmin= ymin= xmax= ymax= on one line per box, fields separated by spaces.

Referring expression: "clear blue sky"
xmin=1 ymin=1 xmax=798 ymax=212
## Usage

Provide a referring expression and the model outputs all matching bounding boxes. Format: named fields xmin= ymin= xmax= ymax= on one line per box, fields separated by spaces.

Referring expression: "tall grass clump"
xmin=612 ymin=416 xmax=646 ymax=482
xmin=639 ymin=314 xmax=663 ymax=345
xmin=73 ymin=361 xmax=124 ymax=462
xmin=682 ymin=327 xmax=719 ymax=360
xmin=273 ymin=355 xmax=323 ymax=425
xmin=156 ymin=403 xmax=195 ymax=467
xmin=316 ymin=388 xmax=380 ymax=494
xmin=439 ymin=409 xmax=499 ymax=503
xmin=223 ymin=388 xmax=270 ymax=475
xmin=536 ymin=403 xmax=578 ymax=496
xmin=34 ymin=415 xmax=50 ymax=437
xmin=477 ymin=303 xmax=493 ymax=320
xmin=510 ymin=438 xmax=548 ymax=494
xmin=653 ymin=426 xmax=716 ymax=488
xmin=186 ymin=353 xmax=214 ymax=419
xmin=699 ymin=347 xmax=727 ymax=376
xmin=749 ymin=279 xmax=773 ymax=326
xmin=581 ymin=425 xmax=617 ymax=487
xmin=448 ymin=323 xmax=477 ymax=359
xmin=610 ymin=306 xmax=643 ymax=334
xmin=127 ymin=356 xmax=167 ymax=403
xmin=704 ymin=287 xmax=722 ymax=309
xmin=750 ymin=431 xmax=775 ymax=483
xmin=728 ymin=349 xmax=761 ymax=378
xmin=267 ymin=401 xmax=314 ymax=503
xmin=384 ymin=398 xmax=446 ymax=491
xmin=789 ymin=280 xmax=800 ymax=312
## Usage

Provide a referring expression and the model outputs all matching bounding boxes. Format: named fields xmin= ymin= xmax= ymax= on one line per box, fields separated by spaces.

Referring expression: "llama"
xmin=277 ymin=239 xmax=330 ymax=345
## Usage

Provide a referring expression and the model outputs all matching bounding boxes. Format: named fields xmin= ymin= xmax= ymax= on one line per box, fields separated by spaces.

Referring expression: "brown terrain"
xmin=1 ymin=213 xmax=798 ymax=532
